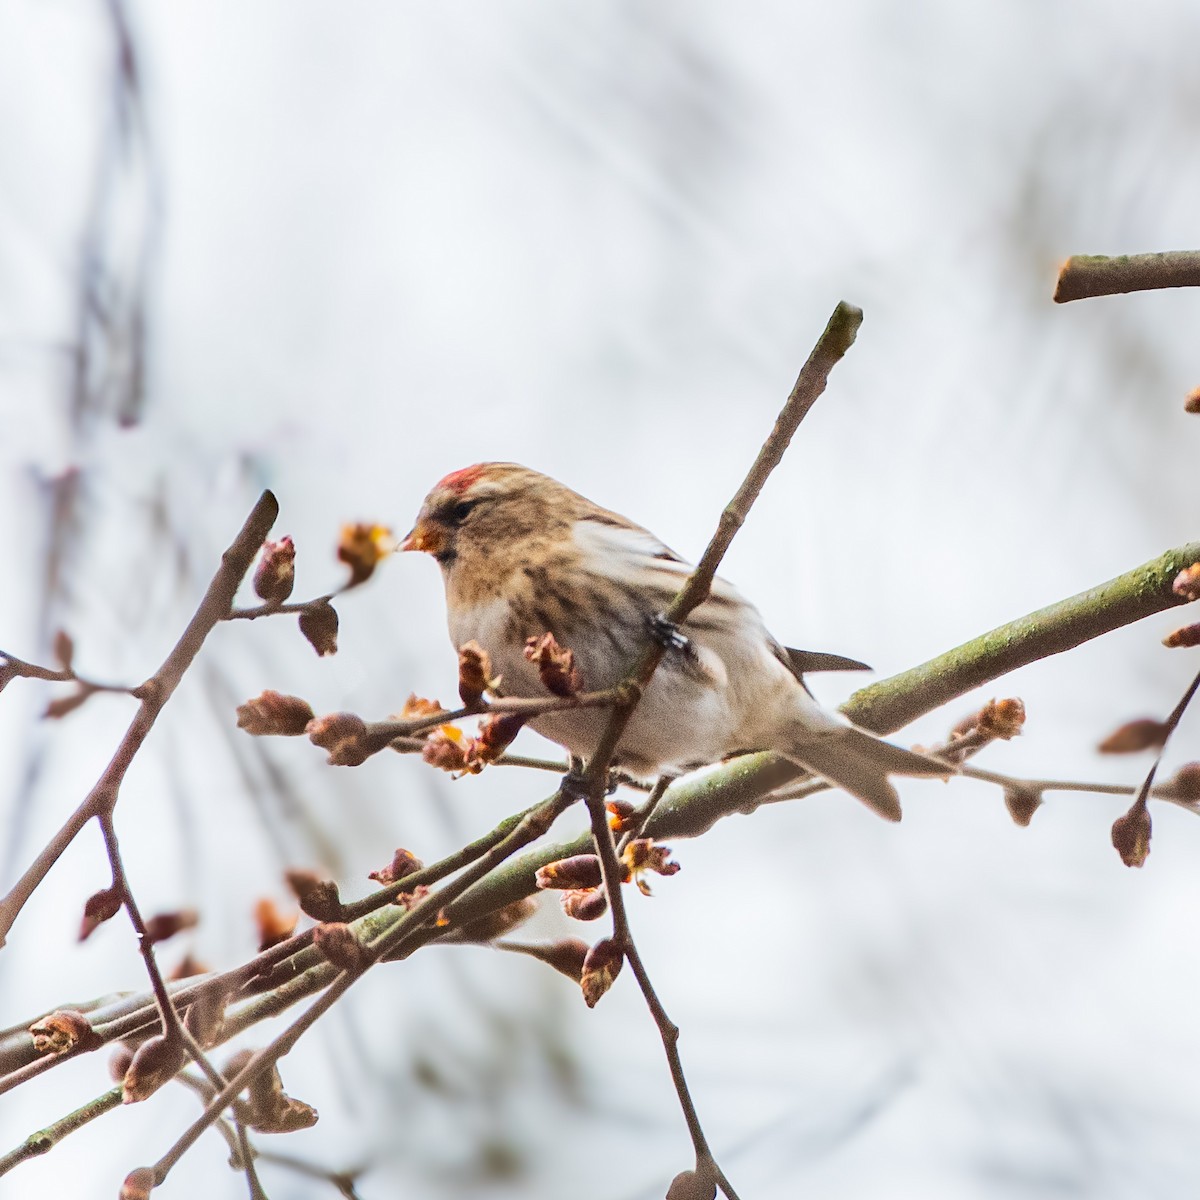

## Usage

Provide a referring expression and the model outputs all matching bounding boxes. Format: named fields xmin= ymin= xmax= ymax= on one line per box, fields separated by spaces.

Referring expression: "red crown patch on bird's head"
xmin=436 ymin=464 xmax=489 ymax=496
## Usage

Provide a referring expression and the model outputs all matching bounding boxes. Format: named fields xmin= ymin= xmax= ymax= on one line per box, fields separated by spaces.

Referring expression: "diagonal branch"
xmin=0 ymin=491 xmax=279 ymax=950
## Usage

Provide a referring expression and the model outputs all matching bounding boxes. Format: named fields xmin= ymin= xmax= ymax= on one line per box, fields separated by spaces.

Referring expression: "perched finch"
xmin=401 ymin=463 xmax=947 ymax=820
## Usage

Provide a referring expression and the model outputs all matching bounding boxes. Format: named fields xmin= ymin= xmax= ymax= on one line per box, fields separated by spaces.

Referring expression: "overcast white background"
xmin=3 ymin=2 xmax=1200 ymax=1197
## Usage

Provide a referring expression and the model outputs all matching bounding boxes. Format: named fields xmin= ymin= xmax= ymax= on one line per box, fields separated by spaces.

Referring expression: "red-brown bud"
xmin=1185 ymin=386 xmax=1200 ymax=415
xmin=606 ymin=798 xmax=638 ymax=835
xmin=1003 ymin=785 xmax=1044 ymax=827
xmin=337 ymin=522 xmax=394 ymax=586
xmin=974 ymin=697 xmax=1026 ymax=740
xmin=30 ymin=1009 xmax=101 ymax=1055
xmin=285 ymin=869 xmax=343 ymax=921
xmin=254 ymin=898 xmax=298 ymax=951
xmin=306 ymin=711 xmax=370 ymax=766
xmin=399 ymin=694 xmax=444 ymax=720
xmin=523 ymin=632 xmax=583 ymax=697
xmin=108 ymin=1043 xmax=135 ymax=1082
xmin=79 ymin=884 xmax=123 ymax=941
xmin=457 ymin=641 xmax=497 ymax=707
xmin=312 ymin=922 xmax=366 ymax=972
xmin=536 ymin=855 xmax=604 ymax=891
xmin=237 ymin=690 xmax=315 ymax=736
xmin=121 ymin=1167 xmax=157 ymax=1200
xmin=44 ymin=687 xmax=91 ymax=721
xmin=581 ymin=937 xmax=624 ymax=1008
xmin=561 ymin=888 xmax=608 ymax=922
xmin=122 ymin=1034 xmax=186 ymax=1103
xmin=1098 ymin=718 xmax=1169 ymax=754
xmin=184 ymin=984 xmax=229 ymax=1049
xmin=501 ymin=937 xmax=590 ymax=982
xmin=298 ymin=600 xmax=339 ymax=656
xmin=52 ymin=628 xmax=75 ymax=672
xmin=368 ymin=848 xmax=424 ymax=886
xmin=1173 ymin=563 xmax=1200 ymax=602
xmin=253 ymin=536 xmax=296 ymax=603
xmin=1112 ymin=797 xmax=1152 ymax=868
xmin=464 ymin=713 xmax=526 ymax=770
xmin=1163 ymin=623 xmax=1200 ymax=649
xmin=1162 ymin=762 xmax=1200 ymax=801
xmin=168 ymin=952 xmax=209 ymax=981
xmin=667 ymin=1168 xmax=717 ymax=1200
xmin=143 ymin=909 xmax=198 ymax=945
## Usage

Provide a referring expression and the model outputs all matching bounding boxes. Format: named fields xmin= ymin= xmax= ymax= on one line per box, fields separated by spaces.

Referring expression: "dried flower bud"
xmin=168 ymin=952 xmax=209 ymax=981
xmin=536 ymin=855 xmax=604 ymax=891
xmin=1162 ymin=762 xmax=1200 ymax=801
xmin=581 ymin=937 xmax=624 ymax=1008
xmin=121 ymin=1167 xmax=157 ymax=1200
xmin=298 ymin=600 xmax=339 ymax=656
xmin=338 ymin=522 xmax=395 ymax=586
xmin=253 ymin=536 xmax=296 ymax=603
xmin=464 ymin=713 xmax=526 ymax=772
xmin=1163 ymin=623 xmax=1200 ymax=649
xmin=184 ymin=984 xmax=229 ymax=1049
xmin=561 ymin=888 xmax=608 ymax=922
xmin=108 ymin=1043 xmax=135 ymax=1082
xmin=29 ymin=1009 xmax=100 ymax=1055
xmin=368 ymin=848 xmax=424 ymax=886
xmin=457 ymin=641 xmax=498 ymax=707
xmin=1003 ymin=785 xmax=1044 ymax=827
xmin=52 ymin=628 xmax=74 ymax=672
xmin=239 ymin=1060 xmax=320 ymax=1133
xmin=399 ymin=694 xmax=444 ymax=720
xmin=44 ymin=687 xmax=91 ymax=721
xmin=975 ymin=697 xmax=1026 ymax=740
xmin=446 ymin=898 xmax=538 ymax=943
xmin=143 ymin=909 xmax=198 ymax=945
xmin=237 ymin=690 xmax=315 ymax=736
xmin=606 ymin=798 xmax=638 ymax=835
xmin=79 ymin=884 xmax=122 ymax=942
xmin=1112 ymin=797 xmax=1152 ymax=868
xmin=285 ymin=869 xmax=343 ymax=921
xmin=1186 ymin=386 xmax=1200 ymax=415
xmin=254 ymin=898 xmax=298 ymax=951
xmin=1173 ymin=563 xmax=1200 ymax=603
xmin=122 ymin=1034 xmax=186 ymax=1103
xmin=1097 ymin=718 xmax=1169 ymax=754
xmin=621 ymin=838 xmax=681 ymax=896
xmin=306 ymin=711 xmax=369 ymax=766
xmin=422 ymin=725 xmax=470 ymax=773
xmin=501 ymin=937 xmax=590 ymax=981
xmin=524 ymin=632 xmax=583 ymax=697
xmin=667 ymin=1168 xmax=717 ymax=1200
xmin=312 ymin=922 xmax=366 ymax=972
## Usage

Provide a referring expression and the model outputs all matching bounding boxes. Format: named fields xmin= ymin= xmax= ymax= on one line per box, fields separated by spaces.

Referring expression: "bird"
xmin=400 ymin=462 xmax=948 ymax=820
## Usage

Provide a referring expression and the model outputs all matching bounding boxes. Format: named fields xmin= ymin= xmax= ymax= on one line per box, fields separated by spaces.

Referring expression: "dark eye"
xmin=447 ymin=499 xmax=477 ymax=525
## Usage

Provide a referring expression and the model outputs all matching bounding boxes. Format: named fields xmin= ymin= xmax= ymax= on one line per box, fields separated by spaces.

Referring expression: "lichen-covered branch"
xmin=1054 ymin=251 xmax=1200 ymax=302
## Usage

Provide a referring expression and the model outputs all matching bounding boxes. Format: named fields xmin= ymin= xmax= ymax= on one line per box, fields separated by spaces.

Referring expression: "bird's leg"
xmin=557 ymin=754 xmax=590 ymax=801
xmin=647 ymin=612 xmax=690 ymax=654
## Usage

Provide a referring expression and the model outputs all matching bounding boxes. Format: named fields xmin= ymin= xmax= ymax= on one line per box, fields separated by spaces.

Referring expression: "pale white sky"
xmin=3 ymin=2 xmax=1200 ymax=1197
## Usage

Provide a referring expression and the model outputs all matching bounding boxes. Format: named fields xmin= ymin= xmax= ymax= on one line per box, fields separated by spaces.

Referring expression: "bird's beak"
xmin=399 ymin=519 xmax=440 ymax=555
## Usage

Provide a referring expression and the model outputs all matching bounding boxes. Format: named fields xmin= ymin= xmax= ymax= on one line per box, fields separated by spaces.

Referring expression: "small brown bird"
xmin=402 ymin=463 xmax=947 ymax=820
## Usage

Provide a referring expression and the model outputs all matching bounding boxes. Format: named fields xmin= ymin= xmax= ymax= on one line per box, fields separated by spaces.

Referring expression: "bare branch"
xmin=1054 ymin=250 xmax=1200 ymax=302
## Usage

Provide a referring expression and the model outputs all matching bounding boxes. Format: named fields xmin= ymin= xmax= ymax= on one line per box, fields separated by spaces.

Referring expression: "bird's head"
xmin=401 ymin=462 xmax=578 ymax=569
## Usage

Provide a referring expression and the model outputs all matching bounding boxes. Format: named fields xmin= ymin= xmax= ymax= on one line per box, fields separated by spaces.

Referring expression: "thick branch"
xmin=1054 ymin=251 xmax=1200 ymax=302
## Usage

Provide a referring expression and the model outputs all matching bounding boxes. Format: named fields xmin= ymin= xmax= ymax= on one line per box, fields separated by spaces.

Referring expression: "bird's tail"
xmin=783 ymin=726 xmax=950 ymax=822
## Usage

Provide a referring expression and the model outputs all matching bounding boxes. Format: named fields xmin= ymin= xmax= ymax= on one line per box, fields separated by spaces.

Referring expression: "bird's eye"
xmin=447 ymin=499 xmax=477 ymax=525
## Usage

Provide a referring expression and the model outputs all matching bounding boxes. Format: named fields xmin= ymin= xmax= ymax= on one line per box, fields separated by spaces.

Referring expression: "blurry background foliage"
xmin=3 ymin=1 xmax=1200 ymax=1196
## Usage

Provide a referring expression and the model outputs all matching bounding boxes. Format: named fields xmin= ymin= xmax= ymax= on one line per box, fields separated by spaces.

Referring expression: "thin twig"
xmin=1054 ymin=250 xmax=1200 ymax=303
xmin=0 ymin=491 xmax=280 ymax=949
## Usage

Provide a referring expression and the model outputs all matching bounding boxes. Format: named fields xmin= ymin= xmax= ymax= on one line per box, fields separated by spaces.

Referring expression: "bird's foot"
xmin=647 ymin=612 xmax=690 ymax=653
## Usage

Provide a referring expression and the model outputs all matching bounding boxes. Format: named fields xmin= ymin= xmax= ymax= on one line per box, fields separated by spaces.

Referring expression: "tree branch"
xmin=1054 ymin=250 xmax=1200 ymax=302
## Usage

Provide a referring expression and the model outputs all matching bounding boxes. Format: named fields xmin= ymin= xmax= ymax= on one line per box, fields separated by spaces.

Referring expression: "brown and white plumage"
xmin=401 ymin=463 xmax=947 ymax=820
